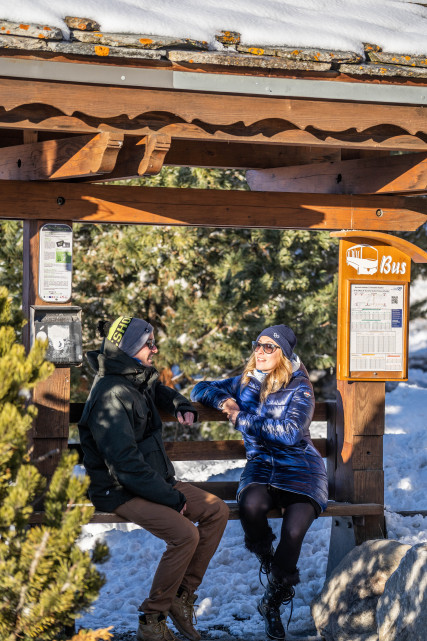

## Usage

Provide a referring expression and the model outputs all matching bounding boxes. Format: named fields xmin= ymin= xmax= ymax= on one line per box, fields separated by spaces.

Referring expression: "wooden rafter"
xmin=0 ymin=77 xmax=426 ymax=151
xmin=247 ymin=152 xmax=427 ymax=195
xmin=0 ymin=133 xmax=124 ymax=180
xmin=0 ymin=181 xmax=426 ymax=231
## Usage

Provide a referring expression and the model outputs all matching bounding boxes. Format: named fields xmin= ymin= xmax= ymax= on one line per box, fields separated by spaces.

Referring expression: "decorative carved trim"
xmin=0 ymin=77 xmax=425 ymax=151
xmin=137 ymin=133 xmax=171 ymax=175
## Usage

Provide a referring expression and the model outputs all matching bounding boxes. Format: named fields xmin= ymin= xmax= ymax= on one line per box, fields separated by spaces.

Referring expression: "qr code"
xmin=391 ymin=296 xmax=398 ymax=304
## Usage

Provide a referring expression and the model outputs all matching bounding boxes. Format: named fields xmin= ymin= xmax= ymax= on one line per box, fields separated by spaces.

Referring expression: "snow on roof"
xmin=1 ymin=0 xmax=426 ymax=55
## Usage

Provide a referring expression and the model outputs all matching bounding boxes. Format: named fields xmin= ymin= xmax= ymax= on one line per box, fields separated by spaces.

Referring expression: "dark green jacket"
xmin=78 ymin=341 xmax=196 ymax=512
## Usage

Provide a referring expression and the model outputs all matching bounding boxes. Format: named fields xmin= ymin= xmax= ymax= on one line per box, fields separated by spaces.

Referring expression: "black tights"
xmin=239 ymin=484 xmax=316 ymax=580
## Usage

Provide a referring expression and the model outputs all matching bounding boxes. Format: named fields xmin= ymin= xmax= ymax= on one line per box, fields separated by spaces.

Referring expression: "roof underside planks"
xmin=0 ymin=46 xmax=425 ymax=231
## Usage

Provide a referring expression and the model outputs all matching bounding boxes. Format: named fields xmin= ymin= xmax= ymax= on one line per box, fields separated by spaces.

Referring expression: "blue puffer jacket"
xmin=191 ymin=360 xmax=328 ymax=512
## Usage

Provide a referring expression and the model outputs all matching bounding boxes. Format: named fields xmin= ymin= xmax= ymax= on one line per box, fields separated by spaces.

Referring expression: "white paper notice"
xmin=39 ymin=223 xmax=73 ymax=302
xmin=350 ymin=283 xmax=404 ymax=372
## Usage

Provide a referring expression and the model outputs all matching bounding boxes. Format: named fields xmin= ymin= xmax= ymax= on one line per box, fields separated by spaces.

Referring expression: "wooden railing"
xmin=41 ymin=399 xmax=383 ymax=524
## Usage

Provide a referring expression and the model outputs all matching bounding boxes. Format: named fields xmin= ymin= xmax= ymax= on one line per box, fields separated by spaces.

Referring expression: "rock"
xmin=237 ymin=44 xmax=362 ymax=63
xmin=167 ymin=50 xmax=331 ymax=71
xmin=71 ymin=30 xmax=208 ymax=50
xmin=64 ymin=16 xmax=101 ymax=31
xmin=367 ymin=51 xmax=427 ymax=68
xmin=215 ymin=31 xmax=241 ymax=47
xmin=339 ymin=63 xmax=427 ymax=78
xmin=0 ymin=34 xmax=48 ymax=50
xmin=364 ymin=43 xmax=383 ymax=53
xmin=311 ymin=540 xmax=410 ymax=641
xmin=0 ymin=19 xmax=62 ymax=40
xmin=377 ymin=543 xmax=427 ymax=641
xmin=48 ymin=41 xmax=165 ymax=59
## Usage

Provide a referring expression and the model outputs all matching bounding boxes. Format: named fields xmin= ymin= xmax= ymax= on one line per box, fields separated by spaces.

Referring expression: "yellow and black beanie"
xmin=105 ymin=316 xmax=153 ymax=357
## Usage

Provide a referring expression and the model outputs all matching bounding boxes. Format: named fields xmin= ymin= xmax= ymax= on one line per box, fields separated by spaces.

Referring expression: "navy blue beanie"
xmin=256 ymin=325 xmax=297 ymax=360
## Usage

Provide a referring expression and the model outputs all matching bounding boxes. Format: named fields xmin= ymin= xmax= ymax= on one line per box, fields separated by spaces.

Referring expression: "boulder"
xmin=377 ymin=543 xmax=427 ymax=641
xmin=311 ymin=539 xmax=410 ymax=641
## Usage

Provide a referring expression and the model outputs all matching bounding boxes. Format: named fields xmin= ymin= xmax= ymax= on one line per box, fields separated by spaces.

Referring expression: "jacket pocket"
xmin=133 ymin=404 xmax=148 ymax=439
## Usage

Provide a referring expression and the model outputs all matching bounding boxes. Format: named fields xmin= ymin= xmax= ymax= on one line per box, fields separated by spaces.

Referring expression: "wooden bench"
xmin=30 ymin=399 xmax=383 ymax=524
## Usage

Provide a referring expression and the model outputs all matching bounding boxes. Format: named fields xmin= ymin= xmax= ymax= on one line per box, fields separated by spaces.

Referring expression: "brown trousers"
xmin=114 ymin=481 xmax=229 ymax=614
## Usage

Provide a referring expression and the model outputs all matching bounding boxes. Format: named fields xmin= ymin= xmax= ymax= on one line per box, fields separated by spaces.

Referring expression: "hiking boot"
xmin=137 ymin=613 xmax=178 ymax=641
xmin=244 ymin=531 xmax=276 ymax=586
xmin=257 ymin=574 xmax=296 ymax=640
xmin=255 ymin=544 xmax=275 ymax=585
xmin=169 ymin=589 xmax=201 ymax=641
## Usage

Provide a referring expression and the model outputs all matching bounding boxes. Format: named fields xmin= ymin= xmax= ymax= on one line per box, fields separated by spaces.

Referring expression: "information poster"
xmin=39 ymin=223 xmax=73 ymax=302
xmin=350 ymin=284 xmax=404 ymax=372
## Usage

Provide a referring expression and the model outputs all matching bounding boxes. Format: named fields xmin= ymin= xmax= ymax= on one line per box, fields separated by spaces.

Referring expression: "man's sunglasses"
xmin=145 ymin=339 xmax=158 ymax=351
xmin=252 ymin=341 xmax=280 ymax=354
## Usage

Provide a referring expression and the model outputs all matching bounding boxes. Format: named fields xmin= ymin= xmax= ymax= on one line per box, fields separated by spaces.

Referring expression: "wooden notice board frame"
xmin=334 ymin=232 xmax=415 ymax=382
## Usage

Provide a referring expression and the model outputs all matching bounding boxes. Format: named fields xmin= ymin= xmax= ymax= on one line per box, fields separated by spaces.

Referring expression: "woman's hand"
xmin=227 ymin=409 xmax=240 ymax=425
xmin=220 ymin=399 xmax=240 ymax=425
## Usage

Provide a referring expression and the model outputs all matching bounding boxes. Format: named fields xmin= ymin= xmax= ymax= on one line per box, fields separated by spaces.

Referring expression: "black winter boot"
xmin=244 ymin=529 xmax=276 ymax=584
xmin=257 ymin=571 xmax=299 ymax=640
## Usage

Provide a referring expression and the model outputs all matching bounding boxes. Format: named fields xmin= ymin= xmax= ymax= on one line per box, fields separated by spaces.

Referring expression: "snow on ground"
xmin=1 ymin=1 xmax=427 ymax=56
xmin=77 ymin=281 xmax=427 ymax=637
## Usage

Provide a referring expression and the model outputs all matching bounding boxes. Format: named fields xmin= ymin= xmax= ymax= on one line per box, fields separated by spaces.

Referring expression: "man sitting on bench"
xmin=78 ymin=316 xmax=229 ymax=641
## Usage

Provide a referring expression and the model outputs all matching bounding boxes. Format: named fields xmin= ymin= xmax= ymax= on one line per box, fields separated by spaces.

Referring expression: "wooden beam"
xmin=0 ymin=133 xmax=123 ymax=180
xmin=0 ymin=182 xmax=426 ymax=231
xmin=29 ymin=501 xmax=385 ymax=524
xmin=23 ymin=130 xmax=38 ymax=144
xmin=69 ymin=437 xmax=328 ymax=460
xmin=247 ymin=152 xmax=427 ymax=195
xmin=0 ymin=76 xmax=426 ymax=151
xmin=69 ymin=400 xmax=330 ymax=424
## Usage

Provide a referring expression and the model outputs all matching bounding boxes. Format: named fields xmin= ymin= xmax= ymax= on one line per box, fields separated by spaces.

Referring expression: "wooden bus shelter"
xmin=0 ymin=18 xmax=426 ymax=570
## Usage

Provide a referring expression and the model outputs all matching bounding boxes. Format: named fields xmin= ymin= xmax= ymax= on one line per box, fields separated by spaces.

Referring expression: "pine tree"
xmin=72 ymin=222 xmax=339 ymax=390
xmin=0 ymin=286 xmax=108 ymax=641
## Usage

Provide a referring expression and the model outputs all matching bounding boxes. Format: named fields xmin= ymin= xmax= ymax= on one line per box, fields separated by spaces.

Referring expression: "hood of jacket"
xmin=86 ymin=339 xmax=159 ymax=389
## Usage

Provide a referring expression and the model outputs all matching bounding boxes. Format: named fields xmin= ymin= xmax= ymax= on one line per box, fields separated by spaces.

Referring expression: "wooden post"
xmin=336 ymin=380 xmax=386 ymax=539
xmin=22 ymin=220 xmax=71 ymax=479
xmin=327 ymin=380 xmax=385 ymax=573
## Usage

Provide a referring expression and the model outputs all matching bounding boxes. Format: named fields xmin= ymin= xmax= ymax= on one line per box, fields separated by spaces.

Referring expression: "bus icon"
xmin=346 ymin=244 xmax=378 ymax=275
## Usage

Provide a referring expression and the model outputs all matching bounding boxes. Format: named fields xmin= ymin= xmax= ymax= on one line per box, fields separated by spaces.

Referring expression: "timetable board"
xmin=349 ymin=284 xmax=404 ymax=372
xmin=336 ymin=236 xmax=410 ymax=381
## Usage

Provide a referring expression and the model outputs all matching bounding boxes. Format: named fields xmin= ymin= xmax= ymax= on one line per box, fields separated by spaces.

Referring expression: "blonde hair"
xmin=241 ymin=350 xmax=293 ymax=404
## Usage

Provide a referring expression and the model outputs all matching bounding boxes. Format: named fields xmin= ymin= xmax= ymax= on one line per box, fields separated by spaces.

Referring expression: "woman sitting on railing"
xmin=191 ymin=325 xmax=328 ymax=641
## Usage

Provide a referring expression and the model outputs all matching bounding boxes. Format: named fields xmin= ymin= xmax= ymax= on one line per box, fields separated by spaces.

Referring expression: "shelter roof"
xmin=0 ymin=1 xmax=426 ymax=81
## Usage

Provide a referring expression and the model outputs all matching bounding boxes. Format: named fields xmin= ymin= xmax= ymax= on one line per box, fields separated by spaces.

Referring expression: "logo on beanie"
xmin=273 ymin=333 xmax=279 ymax=338
xmin=107 ymin=316 xmax=132 ymax=347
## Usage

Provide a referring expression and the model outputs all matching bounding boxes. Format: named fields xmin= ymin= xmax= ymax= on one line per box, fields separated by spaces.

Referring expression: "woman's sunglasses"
xmin=252 ymin=341 xmax=279 ymax=354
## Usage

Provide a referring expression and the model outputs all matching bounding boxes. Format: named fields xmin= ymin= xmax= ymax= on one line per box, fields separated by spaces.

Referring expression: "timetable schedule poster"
xmin=349 ymin=283 xmax=404 ymax=372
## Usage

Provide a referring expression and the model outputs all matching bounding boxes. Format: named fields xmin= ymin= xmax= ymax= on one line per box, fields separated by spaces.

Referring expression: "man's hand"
xmin=177 ymin=411 xmax=195 ymax=426
xmin=180 ymin=502 xmax=187 ymax=515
